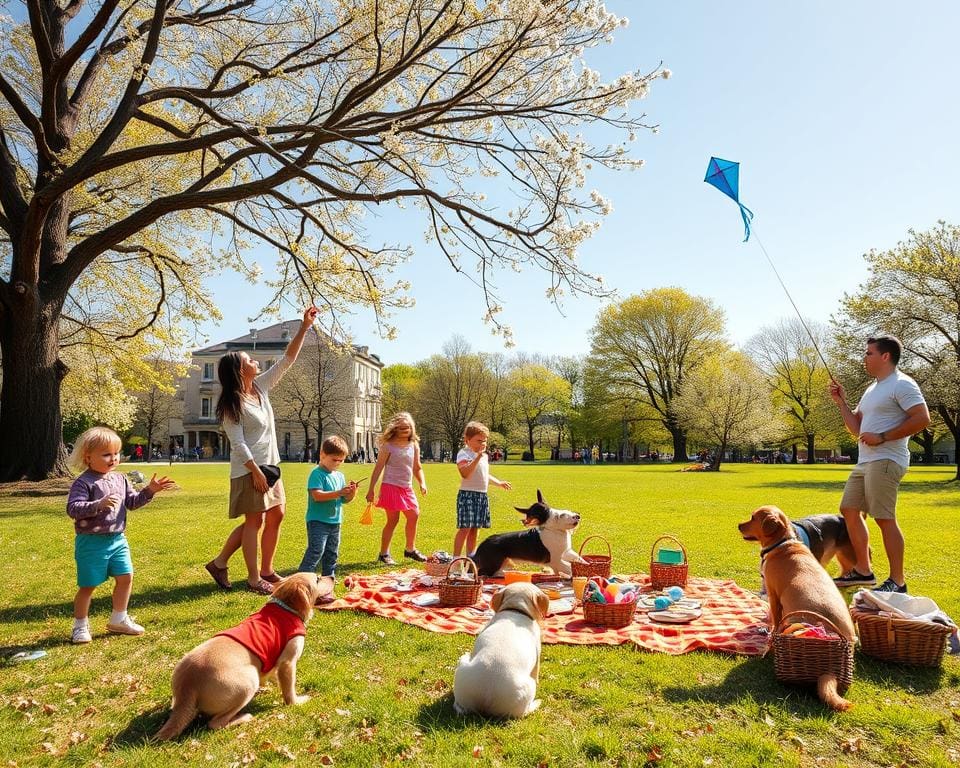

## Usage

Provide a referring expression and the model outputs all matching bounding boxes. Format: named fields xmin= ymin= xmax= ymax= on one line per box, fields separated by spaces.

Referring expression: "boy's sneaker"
xmin=833 ymin=569 xmax=876 ymax=587
xmin=71 ymin=624 xmax=92 ymax=644
xmin=874 ymin=578 xmax=907 ymax=594
xmin=106 ymin=616 xmax=145 ymax=636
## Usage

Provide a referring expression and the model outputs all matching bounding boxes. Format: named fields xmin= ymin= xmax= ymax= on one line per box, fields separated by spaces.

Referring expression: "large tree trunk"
xmin=0 ymin=299 xmax=69 ymax=480
xmin=669 ymin=427 xmax=687 ymax=463
xmin=806 ymin=433 xmax=816 ymax=464
xmin=935 ymin=406 xmax=960 ymax=482
xmin=527 ymin=423 xmax=536 ymax=459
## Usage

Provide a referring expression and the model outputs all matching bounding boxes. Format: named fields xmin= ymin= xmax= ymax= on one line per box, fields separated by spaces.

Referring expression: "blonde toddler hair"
xmin=321 ymin=435 xmax=349 ymax=457
xmin=463 ymin=421 xmax=489 ymax=440
xmin=378 ymin=411 xmax=419 ymax=446
xmin=68 ymin=426 xmax=122 ymax=473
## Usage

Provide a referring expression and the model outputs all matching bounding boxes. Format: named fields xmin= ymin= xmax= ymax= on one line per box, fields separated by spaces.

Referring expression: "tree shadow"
xmin=0 ymin=581 xmax=227 ymax=624
xmin=415 ymin=694 xmax=512 ymax=733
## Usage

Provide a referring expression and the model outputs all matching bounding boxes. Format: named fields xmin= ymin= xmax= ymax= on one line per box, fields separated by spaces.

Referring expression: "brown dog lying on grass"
xmin=154 ymin=573 xmax=326 ymax=740
xmin=739 ymin=505 xmax=856 ymax=711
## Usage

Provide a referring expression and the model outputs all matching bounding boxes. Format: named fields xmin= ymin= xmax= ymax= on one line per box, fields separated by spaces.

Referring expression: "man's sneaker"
xmin=874 ymin=578 xmax=907 ymax=594
xmin=71 ymin=624 xmax=92 ymax=644
xmin=404 ymin=549 xmax=428 ymax=562
xmin=106 ymin=616 xmax=145 ymax=636
xmin=833 ymin=569 xmax=877 ymax=587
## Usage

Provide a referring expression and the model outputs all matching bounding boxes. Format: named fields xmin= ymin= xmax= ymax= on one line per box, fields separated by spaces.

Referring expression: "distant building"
xmin=179 ymin=321 xmax=383 ymax=460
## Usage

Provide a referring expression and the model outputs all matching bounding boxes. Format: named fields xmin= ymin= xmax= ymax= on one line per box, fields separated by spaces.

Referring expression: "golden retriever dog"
xmin=739 ymin=505 xmax=856 ymax=712
xmin=154 ymin=573 xmax=326 ymax=740
xmin=453 ymin=582 xmax=550 ymax=718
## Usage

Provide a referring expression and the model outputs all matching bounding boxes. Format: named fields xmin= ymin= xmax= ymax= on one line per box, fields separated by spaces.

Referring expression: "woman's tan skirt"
xmin=228 ymin=474 xmax=286 ymax=518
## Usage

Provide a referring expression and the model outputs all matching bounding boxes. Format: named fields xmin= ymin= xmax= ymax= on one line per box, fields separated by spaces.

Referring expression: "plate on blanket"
xmin=648 ymin=607 xmax=702 ymax=624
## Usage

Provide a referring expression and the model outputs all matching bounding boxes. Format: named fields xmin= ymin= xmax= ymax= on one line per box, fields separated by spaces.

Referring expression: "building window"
xmin=201 ymin=397 xmax=211 ymax=418
xmin=202 ymin=362 xmax=214 ymax=381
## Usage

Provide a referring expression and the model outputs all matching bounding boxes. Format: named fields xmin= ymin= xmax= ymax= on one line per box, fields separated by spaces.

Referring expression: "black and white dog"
xmin=472 ymin=490 xmax=586 ymax=578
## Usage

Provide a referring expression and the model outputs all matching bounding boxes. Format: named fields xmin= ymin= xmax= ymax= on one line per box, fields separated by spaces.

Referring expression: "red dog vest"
xmin=216 ymin=602 xmax=306 ymax=674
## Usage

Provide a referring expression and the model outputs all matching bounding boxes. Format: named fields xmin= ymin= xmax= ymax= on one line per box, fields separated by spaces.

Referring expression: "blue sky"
xmin=201 ymin=1 xmax=960 ymax=363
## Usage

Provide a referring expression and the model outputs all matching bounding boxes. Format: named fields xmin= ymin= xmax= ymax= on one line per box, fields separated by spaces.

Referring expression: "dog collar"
xmin=270 ymin=597 xmax=308 ymax=623
xmin=499 ymin=606 xmax=538 ymax=621
xmin=760 ymin=536 xmax=795 ymax=559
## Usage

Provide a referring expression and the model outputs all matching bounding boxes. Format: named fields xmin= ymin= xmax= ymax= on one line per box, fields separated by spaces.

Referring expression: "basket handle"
xmin=577 ymin=534 xmax=612 ymax=559
xmin=445 ymin=556 xmax=479 ymax=582
xmin=650 ymin=534 xmax=687 ymax=563
xmin=776 ymin=610 xmax=846 ymax=638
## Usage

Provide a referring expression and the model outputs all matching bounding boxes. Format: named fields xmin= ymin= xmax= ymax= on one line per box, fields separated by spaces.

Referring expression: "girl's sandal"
xmin=246 ymin=579 xmax=274 ymax=595
xmin=259 ymin=572 xmax=282 ymax=584
xmin=205 ymin=560 xmax=232 ymax=590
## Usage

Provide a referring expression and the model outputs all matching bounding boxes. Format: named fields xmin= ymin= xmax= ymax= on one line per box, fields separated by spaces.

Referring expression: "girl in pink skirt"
xmin=367 ymin=411 xmax=428 ymax=565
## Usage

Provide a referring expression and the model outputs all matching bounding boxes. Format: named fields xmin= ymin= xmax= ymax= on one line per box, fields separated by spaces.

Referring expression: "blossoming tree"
xmin=0 ymin=0 xmax=667 ymax=480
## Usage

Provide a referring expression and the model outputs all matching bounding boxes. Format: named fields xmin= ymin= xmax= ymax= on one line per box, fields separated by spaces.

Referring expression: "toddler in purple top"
xmin=66 ymin=427 xmax=175 ymax=644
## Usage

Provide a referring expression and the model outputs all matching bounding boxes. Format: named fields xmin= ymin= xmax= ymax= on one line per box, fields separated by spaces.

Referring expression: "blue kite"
xmin=704 ymin=157 xmax=754 ymax=241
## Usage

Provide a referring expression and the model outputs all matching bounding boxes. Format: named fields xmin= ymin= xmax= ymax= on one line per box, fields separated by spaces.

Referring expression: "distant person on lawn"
xmin=67 ymin=426 xmax=175 ymax=644
xmin=829 ymin=334 xmax=929 ymax=593
xmin=205 ymin=306 xmax=320 ymax=595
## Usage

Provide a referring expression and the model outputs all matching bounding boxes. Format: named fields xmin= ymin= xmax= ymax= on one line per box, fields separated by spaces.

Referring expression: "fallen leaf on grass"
xmin=68 ymin=732 xmax=87 ymax=746
xmin=68 ymin=687 xmax=83 ymax=695
xmin=839 ymin=736 xmax=861 ymax=754
xmin=646 ymin=746 xmax=664 ymax=764
xmin=319 ymin=755 xmax=334 ymax=765
xmin=472 ymin=746 xmax=483 ymax=758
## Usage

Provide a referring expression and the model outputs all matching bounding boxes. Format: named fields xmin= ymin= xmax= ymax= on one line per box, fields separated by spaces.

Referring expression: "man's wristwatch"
xmin=878 ymin=431 xmax=887 ymax=443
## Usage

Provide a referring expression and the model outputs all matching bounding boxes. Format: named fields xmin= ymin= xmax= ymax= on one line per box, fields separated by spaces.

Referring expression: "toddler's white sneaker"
xmin=106 ymin=615 xmax=144 ymax=636
xmin=71 ymin=623 xmax=92 ymax=644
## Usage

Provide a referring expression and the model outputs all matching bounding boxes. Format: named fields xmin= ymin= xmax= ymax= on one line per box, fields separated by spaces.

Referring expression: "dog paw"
xmin=526 ymin=699 xmax=542 ymax=714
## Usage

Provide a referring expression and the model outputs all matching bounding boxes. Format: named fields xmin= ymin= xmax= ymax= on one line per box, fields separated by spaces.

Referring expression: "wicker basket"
xmin=571 ymin=535 xmax=613 ymax=579
xmin=424 ymin=560 xmax=451 ymax=578
xmin=649 ymin=535 xmax=688 ymax=590
xmin=773 ymin=611 xmax=855 ymax=693
xmin=582 ymin=594 xmax=637 ymax=629
xmin=851 ymin=608 xmax=951 ymax=667
xmin=438 ymin=557 xmax=482 ymax=607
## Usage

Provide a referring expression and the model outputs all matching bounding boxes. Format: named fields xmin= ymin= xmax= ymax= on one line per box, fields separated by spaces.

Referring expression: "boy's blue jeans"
xmin=298 ymin=521 xmax=341 ymax=578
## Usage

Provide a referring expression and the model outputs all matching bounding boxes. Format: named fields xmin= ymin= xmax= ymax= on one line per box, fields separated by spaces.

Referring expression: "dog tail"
xmin=816 ymin=673 xmax=852 ymax=712
xmin=153 ymin=693 xmax=199 ymax=741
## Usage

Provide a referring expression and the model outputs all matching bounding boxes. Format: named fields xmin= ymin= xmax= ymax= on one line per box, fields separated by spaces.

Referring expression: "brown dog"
xmin=739 ymin=505 xmax=856 ymax=711
xmin=154 ymin=573 xmax=326 ymax=740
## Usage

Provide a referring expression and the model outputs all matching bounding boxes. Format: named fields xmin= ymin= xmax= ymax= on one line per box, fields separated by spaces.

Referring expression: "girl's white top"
xmin=221 ymin=356 xmax=292 ymax=479
xmin=456 ymin=447 xmax=489 ymax=492
xmin=381 ymin=441 xmax=415 ymax=488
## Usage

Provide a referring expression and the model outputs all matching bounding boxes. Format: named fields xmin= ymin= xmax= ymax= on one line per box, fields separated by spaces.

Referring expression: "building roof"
xmin=194 ymin=320 xmax=382 ymax=366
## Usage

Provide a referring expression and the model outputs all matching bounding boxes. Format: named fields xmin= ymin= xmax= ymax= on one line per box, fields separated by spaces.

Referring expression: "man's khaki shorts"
xmin=839 ymin=459 xmax=907 ymax=520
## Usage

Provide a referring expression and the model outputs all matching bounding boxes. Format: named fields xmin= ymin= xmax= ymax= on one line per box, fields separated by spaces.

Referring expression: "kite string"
xmin=750 ymin=227 xmax=836 ymax=383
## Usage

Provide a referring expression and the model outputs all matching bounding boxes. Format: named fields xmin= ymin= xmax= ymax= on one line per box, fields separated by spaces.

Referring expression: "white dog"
xmin=472 ymin=490 xmax=586 ymax=578
xmin=453 ymin=582 xmax=550 ymax=718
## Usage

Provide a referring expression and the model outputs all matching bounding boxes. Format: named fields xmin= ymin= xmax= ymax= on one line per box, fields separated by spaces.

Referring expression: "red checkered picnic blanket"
xmin=322 ymin=570 xmax=771 ymax=656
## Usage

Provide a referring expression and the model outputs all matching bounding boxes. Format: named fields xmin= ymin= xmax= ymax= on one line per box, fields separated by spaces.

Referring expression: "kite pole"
xmin=704 ymin=157 xmax=836 ymax=382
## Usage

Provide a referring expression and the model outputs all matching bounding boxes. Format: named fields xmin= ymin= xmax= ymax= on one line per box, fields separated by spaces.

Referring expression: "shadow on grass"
xmin=0 ymin=581 xmax=225 ymax=624
xmin=854 ymin=656 xmax=949 ymax=692
xmin=415 ymin=694 xmax=512 ymax=733
xmin=112 ymin=697 xmax=277 ymax=748
xmin=661 ymin=655 xmax=840 ymax=715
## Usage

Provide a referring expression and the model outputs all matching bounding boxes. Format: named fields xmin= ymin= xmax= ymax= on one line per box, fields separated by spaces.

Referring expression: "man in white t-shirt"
xmin=828 ymin=335 xmax=930 ymax=593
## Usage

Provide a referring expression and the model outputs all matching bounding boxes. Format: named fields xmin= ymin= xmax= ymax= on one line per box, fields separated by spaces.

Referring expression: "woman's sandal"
xmin=205 ymin=560 xmax=232 ymax=590
xmin=259 ymin=572 xmax=282 ymax=584
xmin=377 ymin=553 xmax=396 ymax=566
xmin=246 ymin=578 xmax=274 ymax=595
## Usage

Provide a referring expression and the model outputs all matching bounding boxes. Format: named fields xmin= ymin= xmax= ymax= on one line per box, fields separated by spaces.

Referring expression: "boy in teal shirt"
xmin=297 ymin=436 xmax=357 ymax=580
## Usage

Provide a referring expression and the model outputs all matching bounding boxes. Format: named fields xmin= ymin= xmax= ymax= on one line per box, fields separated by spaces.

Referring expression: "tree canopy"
xmin=0 ymin=0 xmax=667 ymax=480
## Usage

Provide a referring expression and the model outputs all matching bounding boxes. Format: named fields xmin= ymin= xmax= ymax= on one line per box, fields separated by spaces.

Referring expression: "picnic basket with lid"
xmin=850 ymin=608 xmax=952 ymax=667
xmin=773 ymin=610 xmax=854 ymax=692
xmin=649 ymin=534 xmax=688 ymax=590
xmin=438 ymin=557 xmax=482 ymax=607
xmin=571 ymin=535 xmax=612 ymax=579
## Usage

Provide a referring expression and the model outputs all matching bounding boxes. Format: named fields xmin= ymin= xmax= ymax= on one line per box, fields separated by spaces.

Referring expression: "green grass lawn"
xmin=2 ymin=462 xmax=958 ymax=767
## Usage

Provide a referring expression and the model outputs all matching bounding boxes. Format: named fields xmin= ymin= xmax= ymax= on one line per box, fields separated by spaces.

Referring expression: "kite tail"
xmin=739 ymin=203 xmax=754 ymax=242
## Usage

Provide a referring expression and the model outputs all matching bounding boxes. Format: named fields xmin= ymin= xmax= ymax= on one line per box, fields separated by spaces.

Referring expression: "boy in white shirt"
xmin=454 ymin=422 xmax=511 ymax=557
